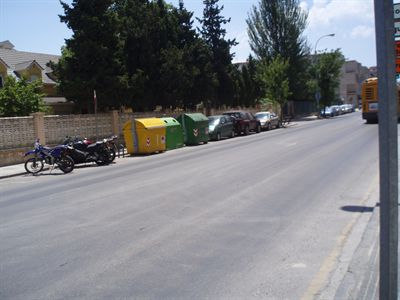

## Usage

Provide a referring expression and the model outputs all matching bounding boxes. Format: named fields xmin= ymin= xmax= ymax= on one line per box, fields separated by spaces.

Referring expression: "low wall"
xmin=0 ymin=107 xmax=262 ymax=166
xmin=0 ymin=148 xmax=30 ymax=167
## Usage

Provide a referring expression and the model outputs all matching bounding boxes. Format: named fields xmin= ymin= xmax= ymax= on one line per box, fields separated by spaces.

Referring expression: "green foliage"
xmin=310 ymin=49 xmax=345 ymax=108
xmin=257 ymin=55 xmax=291 ymax=118
xmin=52 ymin=0 xmax=222 ymax=112
xmin=0 ymin=77 xmax=47 ymax=117
xmin=198 ymin=0 xmax=237 ymax=108
xmin=232 ymin=55 xmax=261 ymax=107
xmin=54 ymin=0 xmax=127 ymax=112
xmin=247 ymin=0 xmax=310 ymax=101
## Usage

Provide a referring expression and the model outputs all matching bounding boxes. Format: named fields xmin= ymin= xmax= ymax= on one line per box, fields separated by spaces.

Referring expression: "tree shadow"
xmin=341 ymin=203 xmax=380 ymax=213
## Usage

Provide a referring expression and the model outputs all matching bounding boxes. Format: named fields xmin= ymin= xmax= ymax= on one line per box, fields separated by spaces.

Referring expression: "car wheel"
xmin=267 ymin=123 xmax=272 ymax=131
xmin=256 ymin=124 xmax=261 ymax=133
xmin=216 ymin=132 xmax=221 ymax=141
xmin=244 ymin=126 xmax=250 ymax=135
xmin=230 ymin=130 xmax=235 ymax=138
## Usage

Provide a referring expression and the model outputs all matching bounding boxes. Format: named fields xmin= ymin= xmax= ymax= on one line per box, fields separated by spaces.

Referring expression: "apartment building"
xmin=339 ymin=60 xmax=373 ymax=108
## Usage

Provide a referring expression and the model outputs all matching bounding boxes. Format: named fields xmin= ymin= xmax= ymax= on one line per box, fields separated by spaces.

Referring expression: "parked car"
xmin=208 ymin=115 xmax=235 ymax=140
xmin=341 ymin=104 xmax=354 ymax=113
xmin=222 ymin=111 xmax=261 ymax=135
xmin=330 ymin=105 xmax=341 ymax=116
xmin=255 ymin=111 xmax=281 ymax=130
xmin=320 ymin=106 xmax=334 ymax=117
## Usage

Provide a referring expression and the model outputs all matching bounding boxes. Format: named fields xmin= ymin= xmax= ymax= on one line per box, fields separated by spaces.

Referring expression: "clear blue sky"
xmin=0 ymin=0 xmax=377 ymax=67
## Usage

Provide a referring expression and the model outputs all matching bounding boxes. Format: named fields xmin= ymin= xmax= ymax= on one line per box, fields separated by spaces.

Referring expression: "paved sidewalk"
xmin=0 ymin=163 xmax=28 ymax=179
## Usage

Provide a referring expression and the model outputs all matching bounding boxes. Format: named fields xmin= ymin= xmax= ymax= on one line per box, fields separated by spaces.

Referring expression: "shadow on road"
xmin=341 ymin=203 xmax=380 ymax=213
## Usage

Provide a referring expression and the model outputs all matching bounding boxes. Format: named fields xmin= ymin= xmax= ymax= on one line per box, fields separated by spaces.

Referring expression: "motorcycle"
xmin=63 ymin=136 xmax=111 ymax=166
xmin=103 ymin=135 xmax=118 ymax=162
xmin=24 ymin=140 xmax=75 ymax=174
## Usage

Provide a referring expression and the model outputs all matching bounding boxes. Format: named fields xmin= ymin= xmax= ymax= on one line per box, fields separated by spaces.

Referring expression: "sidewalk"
xmin=0 ymin=163 xmax=28 ymax=179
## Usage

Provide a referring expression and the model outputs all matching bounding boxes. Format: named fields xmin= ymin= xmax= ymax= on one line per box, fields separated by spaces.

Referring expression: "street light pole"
xmin=314 ymin=33 xmax=335 ymax=114
xmin=314 ymin=33 xmax=335 ymax=55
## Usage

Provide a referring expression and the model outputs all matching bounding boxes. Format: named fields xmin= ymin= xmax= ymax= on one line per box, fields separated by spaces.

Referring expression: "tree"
xmin=232 ymin=56 xmax=261 ymax=108
xmin=52 ymin=0 xmax=126 ymax=112
xmin=311 ymin=49 xmax=345 ymax=110
xmin=247 ymin=0 xmax=309 ymax=100
xmin=198 ymin=0 xmax=237 ymax=108
xmin=0 ymin=77 xmax=47 ymax=117
xmin=257 ymin=55 xmax=291 ymax=119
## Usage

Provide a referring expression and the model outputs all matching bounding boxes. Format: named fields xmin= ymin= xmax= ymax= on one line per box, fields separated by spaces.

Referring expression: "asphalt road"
xmin=0 ymin=112 xmax=380 ymax=299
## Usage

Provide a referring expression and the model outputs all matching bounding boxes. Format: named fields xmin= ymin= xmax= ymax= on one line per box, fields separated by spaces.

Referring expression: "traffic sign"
xmin=395 ymin=22 xmax=400 ymax=38
xmin=395 ymin=3 xmax=400 ymax=19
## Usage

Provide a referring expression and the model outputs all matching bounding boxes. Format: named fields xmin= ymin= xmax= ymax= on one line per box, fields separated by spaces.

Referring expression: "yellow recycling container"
xmin=123 ymin=118 xmax=166 ymax=154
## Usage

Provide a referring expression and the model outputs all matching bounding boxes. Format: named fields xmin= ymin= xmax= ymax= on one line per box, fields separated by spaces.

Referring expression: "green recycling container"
xmin=177 ymin=113 xmax=209 ymax=145
xmin=160 ymin=117 xmax=184 ymax=150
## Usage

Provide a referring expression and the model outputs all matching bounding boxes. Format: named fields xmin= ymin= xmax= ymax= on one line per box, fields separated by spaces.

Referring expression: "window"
xmin=0 ymin=75 xmax=3 ymax=88
xmin=30 ymin=75 xmax=38 ymax=82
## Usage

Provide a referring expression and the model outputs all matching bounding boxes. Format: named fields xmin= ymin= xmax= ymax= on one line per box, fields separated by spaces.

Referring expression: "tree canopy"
xmin=257 ymin=55 xmax=291 ymax=119
xmin=52 ymin=0 xmax=238 ymax=112
xmin=0 ymin=77 xmax=47 ymax=117
xmin=198 ymin=0 xmax=237 ymax=108
xmin=312 ymin=49 xmax=345 ymax=109
xmin=247 ymin=0 xmax=309 ymax=101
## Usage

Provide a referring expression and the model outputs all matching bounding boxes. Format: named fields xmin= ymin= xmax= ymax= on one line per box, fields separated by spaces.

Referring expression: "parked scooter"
xmin=24 ymin=139 xmax=75 ymax=174
xmin=63 ymin=136 xmax=111 ymax=166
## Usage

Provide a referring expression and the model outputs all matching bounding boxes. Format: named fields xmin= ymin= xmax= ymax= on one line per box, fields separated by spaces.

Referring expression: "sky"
xmin=0 ymin=0 xmax=377 ymax=67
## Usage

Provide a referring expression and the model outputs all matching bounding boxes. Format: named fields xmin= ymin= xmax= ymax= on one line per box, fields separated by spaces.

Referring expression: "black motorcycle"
xmin=64 ymin=136 xmax=111 ymax=166
xmin=103 ymin=135 xmax=118 ymax=162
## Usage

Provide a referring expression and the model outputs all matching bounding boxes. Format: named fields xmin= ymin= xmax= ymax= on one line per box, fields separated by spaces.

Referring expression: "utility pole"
xmin=374 ymin=1 xmax=399 ymax=299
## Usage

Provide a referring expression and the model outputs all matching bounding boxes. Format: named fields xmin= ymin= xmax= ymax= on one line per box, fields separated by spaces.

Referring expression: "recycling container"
xmin=160 ymin=117 xmax=184 ymax=150
xmin=123 ymin=118 xmax=166 ymax=154
xmin=177 ymin=113 xmax=209 ymax=145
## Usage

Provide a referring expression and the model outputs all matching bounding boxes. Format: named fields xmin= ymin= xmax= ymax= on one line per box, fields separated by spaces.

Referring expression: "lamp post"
xmin=314 ymin=33 xmax=335 ymax=55
xmin=314 ymin=33 xmax=335 ymax=114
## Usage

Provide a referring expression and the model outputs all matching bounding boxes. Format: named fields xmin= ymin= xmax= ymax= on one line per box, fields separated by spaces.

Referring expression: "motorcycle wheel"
xmin=108 ymin=148 xmax=116 ymax=162
xmin=95 ymin=151 xmax=110 ymax=166
xmin=24 ymin=158 xmax=44 ymax=174
xmin=58 ymin=156 xmax=74 ymax=173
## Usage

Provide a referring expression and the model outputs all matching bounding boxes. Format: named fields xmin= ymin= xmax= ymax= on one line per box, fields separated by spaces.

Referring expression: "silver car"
xmin=255 ymin=112 xmax=281 ymax=130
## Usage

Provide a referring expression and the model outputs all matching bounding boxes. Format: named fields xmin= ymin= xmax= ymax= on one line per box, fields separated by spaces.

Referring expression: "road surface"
xmin=0 ymin=112 xmax=379 ymax=299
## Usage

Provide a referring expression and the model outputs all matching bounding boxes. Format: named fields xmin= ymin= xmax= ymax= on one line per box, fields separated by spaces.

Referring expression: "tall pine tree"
xmin=198 ymin=0 xmax=237 ymax=108
xmin=52 ymin=0 xmax=126 ymax=112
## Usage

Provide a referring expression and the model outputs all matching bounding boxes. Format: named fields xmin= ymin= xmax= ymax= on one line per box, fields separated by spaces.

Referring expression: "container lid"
xmin=160 ymin=117 xmax=181 ymax=126
xmin=135 ymin=118 xmax=166 ymax=129
xmin=181 ymin=113 xmax=208 ymax=122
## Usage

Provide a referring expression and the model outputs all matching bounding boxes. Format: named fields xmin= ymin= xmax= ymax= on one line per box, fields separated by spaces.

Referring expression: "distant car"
xmin=320 ymin=106 xmax=334 ymax=117
xmin=339 ymin=104 xmax=353 ymax=114
xmin=208 ymin=115 xmax=235 ymax=141
xmin=222 ymin=111 xmax=261 ymax=135
xmin=255 ymin=111 xmax=281 ymax=130
xmin=330 ymin=105 xmax=341 ymax=116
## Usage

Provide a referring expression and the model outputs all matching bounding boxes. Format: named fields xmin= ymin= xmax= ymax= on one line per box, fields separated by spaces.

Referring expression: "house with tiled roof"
xmin=0 ymin=40 xmax=74 ymax=114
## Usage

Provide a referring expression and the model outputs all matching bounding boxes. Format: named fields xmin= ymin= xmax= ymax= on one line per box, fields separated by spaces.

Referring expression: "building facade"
xmin=339 ymin=60 xmax=373 ymax=108
xmin=0 ymin=40 xmax=73 ymax=114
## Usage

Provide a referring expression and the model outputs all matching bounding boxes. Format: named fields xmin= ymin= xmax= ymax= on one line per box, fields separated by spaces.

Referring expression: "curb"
xmin=0 ymin=172 xmax=27 ymax=180
xmin=334 ymin=205 xmax=379 ymax=300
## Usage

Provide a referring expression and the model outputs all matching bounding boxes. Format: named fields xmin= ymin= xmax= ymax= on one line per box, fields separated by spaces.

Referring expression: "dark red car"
xmin=222 ymin=111 xmax=261 ymax=135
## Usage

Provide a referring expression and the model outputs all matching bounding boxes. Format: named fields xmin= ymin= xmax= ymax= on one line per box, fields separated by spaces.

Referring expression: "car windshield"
xmin=224 ymin=112 xmax=241 ymax=118
xmin=208 ymin=117 xmax=220 ymax=125
xmin=255 ymin=113 xmax=269 ymax=119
